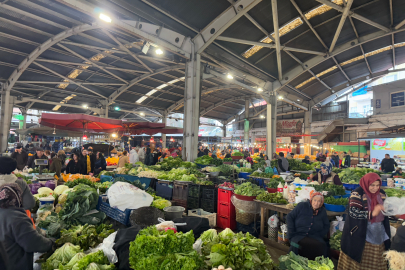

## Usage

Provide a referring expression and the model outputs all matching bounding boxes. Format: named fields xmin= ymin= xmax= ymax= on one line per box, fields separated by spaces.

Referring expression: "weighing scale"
xmin=33 ymin=159 xmax=54 ymax=181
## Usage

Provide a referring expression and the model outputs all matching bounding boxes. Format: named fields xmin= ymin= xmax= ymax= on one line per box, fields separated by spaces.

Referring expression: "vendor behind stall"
xmin=0 ymin=183 xmax=53 ymax=270
xmin=338 ymin=173 xmax=390 ymax=270
xmin=27 ymin=148 xmax=48 ymax=169
xmin=278 ymin=152 xmax=289 ymax=172
xmin=287 ymin=191 xmax=329 ymax=260
xmin=302 ymin=156 xmax=310 ymax=164
xmin=391 ymin=167 xmax=403 ymax=177
xmin=310 ymin=162 xmax=342 ymax=185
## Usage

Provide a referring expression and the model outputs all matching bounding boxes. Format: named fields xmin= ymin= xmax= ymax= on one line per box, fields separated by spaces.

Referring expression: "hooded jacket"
xmin=0 ymin=175 xmax=35 ymax=210
xmin=144 ymin=148 xmax=154 ymax=166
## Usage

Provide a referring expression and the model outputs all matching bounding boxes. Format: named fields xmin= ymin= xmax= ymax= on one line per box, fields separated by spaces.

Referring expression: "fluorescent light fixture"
xmin=52 ymin=105 xmax=61 ymax=111
xmin=82 ymin=104 xmax=88 ymax=109
xmin=297 ymin=99 xmax=300 ymax=101
xmin=260 ymin=115 xmax=265 ymax=118
xmin=112 ymin=133 xmax=117 ymax=138
xmin=114 ymin=106 xmax=120 ymax=111
xmin=226 ymin=74 xmax=234 ymax=79
xmin=278 ymin=96 xmax=283 ymax=100
xmin=155 ymin=48 xmax=163 ymax=55
xmin=139 ymin=112 xmax=145 ymax=116
xmin=99 ymin=13 xmax=112 ymax=23
xmin=258 ymin=88 xmax=263 ymax=92
xmin=135 ymin=96 xmax=148 ymax=104
xmin=136 ymin=77 xmax=185 ymax=104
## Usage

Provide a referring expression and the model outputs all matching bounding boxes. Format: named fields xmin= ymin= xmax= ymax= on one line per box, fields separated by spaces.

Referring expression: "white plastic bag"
xmin=268 ymin=214 xmax=279 ymax=228
xmin=89 ymin=231 xmax=118 ymax=263
xmin=330 ymin=216 xmax=345 ymax=236
xmin=107 ymin=182 xmax=153 ymax=211
xmin=383 ymin=197 xmax=405 ymax=216
xmin=280 ymin=224 xmax=288 ymax=240
xmin=390 ymin=226 xmax=397 ymax=240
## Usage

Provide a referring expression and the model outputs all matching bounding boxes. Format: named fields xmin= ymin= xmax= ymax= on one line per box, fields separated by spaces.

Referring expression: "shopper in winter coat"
xmin=94 ymin=152 xmax=107 ymax=176
xmin=66 ymin=153 xmax=85 ymax=174
xmin=0 ymin=183 xmax=53 ymax=270
xmin=138 ymin=147 xmax=145 ymax=163
xmin=49 ymin=155 xmax=62 ymax=180
xmin=341 ymin=152 xmax=351 ymax=168
xmin=381 ymin=154 xmax=398 ymax=173
xmin=10 ymin=143 xmax=28 ymax=170
xmin=129 ymin=147 xmax=139 ymax=165
xmin=277 ymin=152 xmax=289 ymax=172
xmin=0 ymin=241 xmax=9 ymax=270
xmin=144 ymin=148 xmax=154 ymax=166
xmin=338 ymin=173 xmax=390 ymax=270
xmin=287 ymin=192 xmax=329 ymax=260
xmin=87 ymin=147 xmax=96 ymax=173
xmin=118 ymin=151 xmax=129 ymax=168
xmin=331 ymin=152 xmax=340 ymax=168
xmin=310 ymin=161 xmax=342 ymax=185
xmin=302 ymin=156 xmax=310 ymax=164
xmin=80 ymin=149 xmax=89 ymax=175
xmin=0 ymin=157 xmax=35 ymax=211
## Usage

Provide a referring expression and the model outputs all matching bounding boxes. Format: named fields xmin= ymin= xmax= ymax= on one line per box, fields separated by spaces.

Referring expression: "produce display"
xmin=129 ymin=226 xmax=203 ymax=270
xmin=266 ymin=178 xmax=285 ymax=189
xmin=311 ymin=183 xmax=346 ymax=196
xmin=324 ymin=197 xmax=349 ymax=205
xmin=218 ymin=164 xmax=236 ymax=176
xmin=94 ymin=181 xmax=113 ymax=193
xmin=239 ymin=167 xmax=252 ymax=173
xmin=330 ymin=230 xmax=342 ymax=251
xmin=231 ymin=151 xmax=243 ymax=157
xmin=151 ymin=198 xmax=172 ymax=210
xmin=234 ymin=182 xmax=264 ymax=196
xmin=278 ymin=252 xmax=334 ymax=270
xmin=199 ymin=228 xmax=275 ymax=269
xmin=204 ymin=166 xmax=221 ymax=173
xmin=195 ymin=155 xmax=214 ymax=165
xmin=67 ymin=174 xmax=99 ymax=183
xmin=385 ymin=188 xmax=405 ymax=198
xmin=113 ymin=177 xmax=146 ymax=190
xmin=211 ymin=158 xmax=223 ymax=166
xmin=288 ymin=159 xmax=314 ymax=171
xmin=251 ymin=171 xmax=274 ymax=178
xmin=385 ymin=250 xmax=405 ymax=270
xmin=222 ymin=158 xmax=232 ymax=162
xmin=137 ymin=169 xmax=161 ymax=179
xmin=219 ymin=182 xmax=234 ymax=189
xmin=65 ymin=178 xmax=96 ymax=189
xmin=158 ymin=157 xmax=197 ymax=170
xmin=256 ymin=192 xmax=288 ymax=204
xmin=338 ymin=167 xmax=381 ymax=184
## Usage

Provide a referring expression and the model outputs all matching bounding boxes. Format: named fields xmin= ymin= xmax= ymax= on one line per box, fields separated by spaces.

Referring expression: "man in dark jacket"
xmin=331 ymin=152 xmax=340 ymax=168
xmin=381 ymin=154 xmax=398 ymax=173
xmin=27 ymin=148 xmax=48 ymax=169
xmin=10 ymin=143 xmax=28 ymax=170
xmin=278 ymin=152 xmax=289 ymax=172
xmin=341 ymin=152 xmax=351 ymax=168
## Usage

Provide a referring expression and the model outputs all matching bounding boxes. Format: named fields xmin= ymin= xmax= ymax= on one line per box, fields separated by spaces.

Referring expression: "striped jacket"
xmin=341 ymin=187 xmax=390 ymax=263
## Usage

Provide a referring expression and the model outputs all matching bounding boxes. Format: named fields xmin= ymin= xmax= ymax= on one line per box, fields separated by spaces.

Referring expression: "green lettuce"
xmin=151 ymin=198 xmax=171 ymax=210
xmin=42 ymin=243 xmax=81 ymax=270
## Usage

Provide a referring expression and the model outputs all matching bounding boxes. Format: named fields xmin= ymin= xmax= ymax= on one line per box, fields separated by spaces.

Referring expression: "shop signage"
xmin=391 ymin=92 xmax=405 ymax=107
xmin=371 ymin=138 xmax=404 ymax=151
xmin=276 ymin=137 xmax=291 ymax=143
xmin=255 ymin=138 xmax=266 ymax=142
xmin=276 ymin=119 xmax=303 ymax=136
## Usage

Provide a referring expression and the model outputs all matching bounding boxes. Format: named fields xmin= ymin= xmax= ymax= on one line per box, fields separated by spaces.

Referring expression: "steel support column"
xmin=266 ymin=95 xmax=277 ymax=158
xmin=19 ymin=108 xmax=27 ymax=142
xmin=0 ymin=94 xmax=14 ymax=152
xmin=161 ymin=112 xmax=167 ymax=149
xmin=182 ymin=50 xmax=202 ymax=162
xmin=304 ymin=110 xmax=312 ymax=155
xmin=244 ymin=99 xmax=250 ymax=147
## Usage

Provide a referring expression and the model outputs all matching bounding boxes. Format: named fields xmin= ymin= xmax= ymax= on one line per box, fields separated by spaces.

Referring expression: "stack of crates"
xmin=172 ymin=181 xmax=189 ymax=209
xmin=187 ymin=184 xmax=201 ymax=210
xmin=200 ymin=186 xmax=218 ymax=213
xmin=217 ymin=187 xmax=236 ymax=230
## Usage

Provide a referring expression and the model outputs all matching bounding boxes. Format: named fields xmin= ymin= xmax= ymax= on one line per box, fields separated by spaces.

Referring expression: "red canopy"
xmin=121 ymin=121 xmax=165 ymax=129
xmin=39 ymin=113 xmax=122 ymax=132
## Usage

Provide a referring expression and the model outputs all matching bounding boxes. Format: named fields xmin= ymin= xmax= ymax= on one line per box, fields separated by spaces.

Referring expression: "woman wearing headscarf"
xmin=0 ymin=183 xmax=53 ymax=270
xmin=302 ymin=155 xmax=311 ymax=164
xmin=338 ymin=173 xmax=390 ymax=270
xmin=286 ymin=191 xmax=330 ymax=260
xmin=0 ymin=157 xmax=35 ymax=211
xmin=310 ymin=161 xmax=342 ymax=185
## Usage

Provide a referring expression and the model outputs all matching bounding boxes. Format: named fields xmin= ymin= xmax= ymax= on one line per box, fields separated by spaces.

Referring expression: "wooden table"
xmin=257 ymin=201 xmax=345 ymax=252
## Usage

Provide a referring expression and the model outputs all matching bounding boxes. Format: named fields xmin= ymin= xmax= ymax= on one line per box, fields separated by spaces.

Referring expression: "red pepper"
xmin=165 ymin=227 xmax=177 ymax=233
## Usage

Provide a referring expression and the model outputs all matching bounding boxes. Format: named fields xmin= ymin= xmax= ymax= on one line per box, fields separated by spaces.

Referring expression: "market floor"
xmin=266 ymin=246 xmax=288 ymax=264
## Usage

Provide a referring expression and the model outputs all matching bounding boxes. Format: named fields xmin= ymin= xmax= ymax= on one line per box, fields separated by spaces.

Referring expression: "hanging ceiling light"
xmin=52 ymin=127 xmax=56 ymax=135
xmin=226 ymin=74 xmax=234 ymax=79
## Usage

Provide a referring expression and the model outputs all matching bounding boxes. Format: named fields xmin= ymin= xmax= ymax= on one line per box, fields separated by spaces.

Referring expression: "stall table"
xmin=106 ymin=165 xmax=117 ymax=171
xmin=257 ymin=201 xmax=345 ymax=252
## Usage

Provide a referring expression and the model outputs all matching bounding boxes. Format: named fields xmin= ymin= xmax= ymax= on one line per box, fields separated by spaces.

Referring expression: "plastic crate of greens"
xmin=96 ymin=196 xmax=132 ymax=226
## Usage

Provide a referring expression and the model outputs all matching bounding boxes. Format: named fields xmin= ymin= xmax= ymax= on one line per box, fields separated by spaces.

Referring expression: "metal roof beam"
xmin=193 ymin=0 xmax=263 ymax=54
xmin=271 ymin=0 xmax=282 ymax=81
xmin=315 ymin=0 xmax=390 ymax=32
xmin=329 ymin=0 xmax=353 ymax=53
xmin=348 ymin=17 xmax=373 ymax=74
xmin=15 ymin=97 xmax=101 ymax=114
xmin=215 ymin=36 xmax=325 ymax=55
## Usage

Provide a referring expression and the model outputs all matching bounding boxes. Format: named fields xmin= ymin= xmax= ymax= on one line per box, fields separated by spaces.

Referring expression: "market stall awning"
xmin=15 ymin=125 xmax=86 ymax=137
xmin=39 ymin=113 xmax=122 ymax=133
xmin=125 ymin=127 xmax=183 ymax=135
xmin=121 ymin=121 xmax=165 ymax=129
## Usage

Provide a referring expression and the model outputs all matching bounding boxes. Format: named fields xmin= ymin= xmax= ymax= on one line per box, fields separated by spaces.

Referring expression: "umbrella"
xmin=126 ymin=127 xmax=183 ymax=135
xmin=121 ymin=121 xmax=165 ymax=129
xmin=83 ymin=143 xmax=115 ymax=153
xmin=15 ymin=125 xmax=85 ymax=137
xmin=39 ymin=113 xmax=122 ymax=133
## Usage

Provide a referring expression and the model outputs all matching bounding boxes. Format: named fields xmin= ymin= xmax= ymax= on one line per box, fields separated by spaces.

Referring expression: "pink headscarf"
xmin=360 ymin=172 xmax=384 ymax=223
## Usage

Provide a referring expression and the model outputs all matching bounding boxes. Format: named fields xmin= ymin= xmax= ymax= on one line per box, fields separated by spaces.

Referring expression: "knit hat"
xmin=0 ymin=183 xmax=22 ymax=209
xmin=0 ymin=157 xmax=17 ymax=174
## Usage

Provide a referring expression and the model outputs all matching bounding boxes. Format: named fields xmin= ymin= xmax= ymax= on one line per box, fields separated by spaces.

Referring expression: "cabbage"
xmin=152 ymin=199 xmax=171 ymax=210
xmin=198 ymin=229 xmax=217 ymax=243
xmin=38 ymin=187 xmax=54 ymax=196
xmin=61 ymin=252 xmax=86 ymax=269
xmin=62 ymin=188 xmax=73 ymax=195
xmin=85 ymin=263 xmax=101 ymax=270
xmin=42 ymin=243 xmax=81 ymax=270
xmin=55 ymin=185 xmax=69 ymax=195
xmin=218 ymin=228 xmax=234 ymax=240
xmin=45 ymin=180 xmax=56 ymax=190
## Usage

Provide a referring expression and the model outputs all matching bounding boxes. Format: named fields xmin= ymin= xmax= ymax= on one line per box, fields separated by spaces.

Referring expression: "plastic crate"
xmin=217 ymin=214 xmax=236 ymax=230
xmin=172 ymin=198 xmax=187 ymax=209
xmin=218 ymin=188 xmax=233 ymax=204
xmin=196 ymin=164 xmax=209 ymax=168
xmin=188 ymin=208 xmax=217 ymax=227
xmin=236 ymin=221 xmax=261 ymax=237
xmin=238 ymin=172 xmax=251 ymax=179
xmin=173 ymin=182 xmax=189 ymax=200
xmin=96 ymin=196 xmax=132 ymax=226
xmin=201 ymin=199 xmax=216 ymax=213
xmin=188 ymin=183 xmax=202 ymax=198
xmin=324 ymin=203 xmax=347 ymax=212
xmin=156 ymin=181 xmax=173 ymax=200
xmin=202 ymin=187 xmax=217 ymax=201
xmin=254 ymin=178 xmax=265 ymax=188
xmin=187 ymin=197 xmax=200 ymax=210
xmin=114 ymin=174 xmax=152 ymax=189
